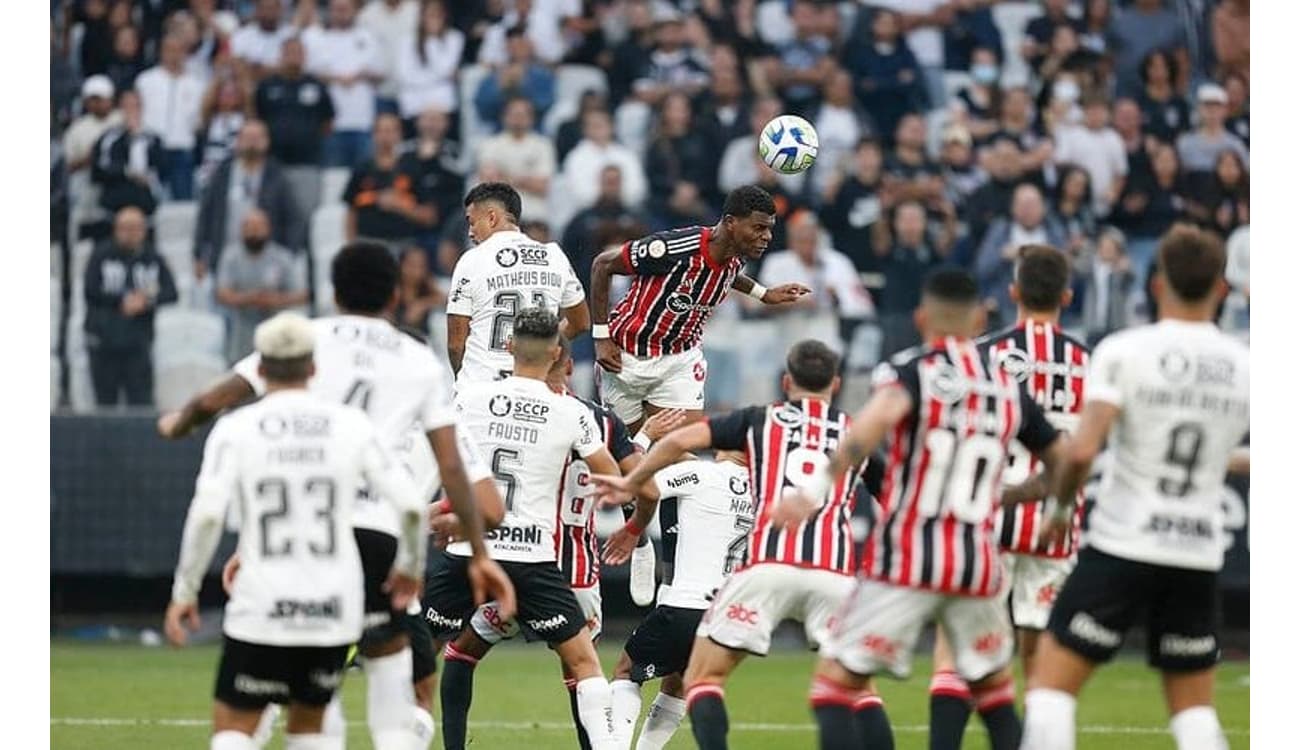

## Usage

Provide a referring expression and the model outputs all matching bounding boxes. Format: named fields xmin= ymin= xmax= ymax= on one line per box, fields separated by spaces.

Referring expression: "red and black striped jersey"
xmin=981 ymin=321 xmax=1089 ymax=558
xmin=709 ymin=399 xmax=859 ymax=575
xmin=610 ymin=226 xmax=746 ymax=357
xmin=557 ymin=393 xmax=637 ymax=588
xmin=862 ymin=337 xmax=1060 ymax=597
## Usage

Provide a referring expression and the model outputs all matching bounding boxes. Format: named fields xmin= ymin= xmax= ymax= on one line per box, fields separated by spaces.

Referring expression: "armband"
xmin=745 ymin=283 xmax=768 ymax=302
xmin=592 ymin=323 xmax=611 ymax=339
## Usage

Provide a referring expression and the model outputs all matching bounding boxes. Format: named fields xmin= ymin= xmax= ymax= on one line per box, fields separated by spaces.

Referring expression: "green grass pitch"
xmin=52 ymin=640 xmax=1248 ymax=749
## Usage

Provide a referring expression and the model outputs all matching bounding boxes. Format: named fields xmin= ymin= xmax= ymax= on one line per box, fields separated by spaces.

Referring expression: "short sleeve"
xmin=653 ymin=462 xmax=703 ymax=499
xmin=232 ymin=352 xmax=267 ymax=396
xmin=606 ymin=410 xmax=637 ymax=462
xmin=871 ymin=359 xmax=921 ymax=404
xmin=1016 ymin=390 xmax=1060 ymax=454
xmin=455 ymin=428 xmax=492 ymax=484
xmin=625 ymin=230 xmax=699 ymax=276
xmin=572 ymin=404 xmax=603 ymax=458
xmin=1084 ymin=336 xmax=1125 ymax=406
xmin=445 ymin=253 xmax=477 ymax=317
xmin=556 ymin=249 xmax=586 ymax=308
xmin=708 ymin=406 xmax=760 ymax=451
xmin=418 ymin=375 xmax=456 ymax=432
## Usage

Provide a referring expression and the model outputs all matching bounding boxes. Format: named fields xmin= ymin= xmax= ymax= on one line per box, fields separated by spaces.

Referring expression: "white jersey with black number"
xmin=446 ymin=229 xmax=585 ymax=388
xmin=234 ymin=315 xmax=461 ymax=536
xmin=1084 ymin=320 xmax=1250 ymax=571
xmin=172 ymin=390 xmax=425 ymax=647
xmin=448 ymin=376 xmax=604 ymax=563
xmin=652 ymin=460 xmax=757 ymax=609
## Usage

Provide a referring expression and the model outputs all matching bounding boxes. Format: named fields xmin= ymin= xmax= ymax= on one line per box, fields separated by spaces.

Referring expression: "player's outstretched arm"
xmin=157 ymin=373 xmax=256 ymax=439
xmin=1049 ymin=401 xmax=1118 ymax=509
xmin=559 ymin=301 xmax=592 ymax=341
xmin=590 ymin=246 xmax=632 ymax=373
xmin=731 ymin=274 xmax=812 ymax=305
xmin=591 ymin=421 xmax=713 ymax=507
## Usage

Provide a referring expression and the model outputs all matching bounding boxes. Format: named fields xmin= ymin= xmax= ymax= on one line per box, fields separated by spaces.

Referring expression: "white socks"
xmin=284 ymin=734 xmax=344 ymax=750
xmin=575 ymin=676 xmax=618 ymax=749
xmin=411 ymin=706 xmax=437 ymax=747
xmin=251 ymin=704 xmax=280 ymax=747
xmin=1170 ymin=706 xmax=1228 ymax=750
xmin=635 ymin=693 xmax=687 ymax=750
xmin=610 ymin=679 xmax=642 ymax=748
xmin=364 ymin=647 xmax=425 ymax=750
xmin=212 ymin=731 xmax=258 ymax=750
xmin=1021 ymin=688 xmax=1076 ymax=750
xmin=323 ymin=696 xmax=347 ymax=739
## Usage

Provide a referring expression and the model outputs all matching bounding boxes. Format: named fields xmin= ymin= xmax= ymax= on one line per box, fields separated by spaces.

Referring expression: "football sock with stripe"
xmin=809 ymin=675 xmax=860 ymax=750
xmin=686 ymin=683 xmax=730 ymax=750
xmin=854 ymin=693 xmax=895 ymax=750
xmin=928 ymin=669 xmax=973 ymax=750
xmin=438 ymin=644 xmax=478 ymax=750
xmin=974 ymin=680 xmax=1022 ymax=750
xmin=634 ymin=692 xmax=687 ymax=750
xmin=575 ymin=676 xmax=618 ymax=749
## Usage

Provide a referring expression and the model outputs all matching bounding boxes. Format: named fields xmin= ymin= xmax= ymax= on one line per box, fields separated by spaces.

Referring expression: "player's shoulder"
xmin=628 ymin=225 xmax=707 ymax=261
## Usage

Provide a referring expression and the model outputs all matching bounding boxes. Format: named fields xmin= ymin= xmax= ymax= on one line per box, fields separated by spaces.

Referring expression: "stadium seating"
xmin=320 ymin=167 xmax=352 ymax=205
xmin=153 ymin=352 xmax=229 ymax=412
xmin=152 ymin=308 xmax=226 ymax=363
xmin=153 ymin=202 xmax=197 ymax=248
xmin=991 ymin=1 xmax=1041 ymax=85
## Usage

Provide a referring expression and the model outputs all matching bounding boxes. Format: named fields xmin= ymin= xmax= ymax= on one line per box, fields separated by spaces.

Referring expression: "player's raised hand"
xmin=163 ymin=600 xmax=201 ymax=647
xmin=220 ymin=553 xmax=241 ymax=595
xmin=595 ymin=339 xmax=623 ymax=373
xmin=468 ymin=554 xmax=517 ymax=620
xmin=602 ymin=525 xmax=639 ymax=565
xmin=590 ymin=474 xmax=635 ymax=507
xmin=761 ymin=283 xmax=813 ymax=305
xmin=642 ymin=408 xmax=688 ymax=441
xmin=767 ymin=487 xmax=821 ymax=531
xmin=157 ymin=410 xmax=188 ymax=439
xmin=384 ymin=571 xmax=422 ymax=611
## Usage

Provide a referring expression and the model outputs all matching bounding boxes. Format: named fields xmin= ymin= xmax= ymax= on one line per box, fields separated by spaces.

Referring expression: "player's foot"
xmin=630 ymin=539 xmax=656 ymax=607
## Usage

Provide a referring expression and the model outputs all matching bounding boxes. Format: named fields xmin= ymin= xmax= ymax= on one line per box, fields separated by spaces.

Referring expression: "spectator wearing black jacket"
xmin=255 ymin=37 xmax=336 ymax=218
xmin=560 ymin=165 xmax=646 ymax=292
xmin=343 ymin=113 xmax=437 ymax=249
xmin=822 ymin=138 xmax=887 ymax=274
xmin=402 ymin=108 xmax=465 ymax=251
xmin=91 ymin=89 xmax=163 ymax=220
xmin=82 ymin=206 xmax=178 ymax=407
xmin=645 ymin=92 xmax=718 ymax=220
xmin=193 ymin=119 xmax=304 ymax=279
xmin=841 ymin=9 xmax=924 ymax=150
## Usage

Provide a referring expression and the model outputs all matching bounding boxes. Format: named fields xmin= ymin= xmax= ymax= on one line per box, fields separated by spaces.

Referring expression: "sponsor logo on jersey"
xmin=1159 ymin=634 xmax=1217 ymax=657
xmin=1144 ymin=513 xmax=1214 ymax=540
xmin=772 ymin=404 xmax=804 ymax=428
xmin=995 ymin=347 xmax=1086 ymax=382
xmin=510 ymin=398 xmax=552 ymax=424
xmin=496 ymin=247 xmax=519 ymax=267
xmin=527 ymin=613 xmax=570 ymax=632
xmin=486 ymin=523 xmax=544 ymax=545
xmin=729 ymin=476 xmax=750 ymax=495
xmin=1195 ymin=356 xmax=1235 ymax=386
xmin=477 ymin=604 xmax=514 ymax=635
xmin=258 ymin=415 xmax=332 ymax=439
xmin=1067 ymin=612 xmax=1122 ymax=648
xmin=424 ymin=607 xmax=464 ymax=631
xmin=269 ymin=597 xmax=342 ymax=620
xmin=1158 ymin=349 xmax=1192 ymax=383
xmin=725 ymin=603 xmax=759 ymax=625
xmin=693 ymin=361 xmax=707 ymax=382
xmin=667 ymin=473 xmax=699 ymax=489
xmin=516 ymin=246 xmax=551 ymax=266
xmin=451 ymin=277 xmax=471 ymax=303
xmin=489 ymin=395 xmax=512 ymax=417
xmin=234 ymin=674 xmax=290 ymax=697
xmin=1036 ymin=584 xmax=1058 ymax=606
xmin=972 ymin=631 xmax=1006 ymax=655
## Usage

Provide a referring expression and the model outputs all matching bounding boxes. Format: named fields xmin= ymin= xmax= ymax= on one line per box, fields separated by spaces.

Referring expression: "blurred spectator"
xmin=941 ymin=0 xmax=1002 ymax=72
xmin=1212 ymin=0 xmax=1249 ymax=86
xmin=164 ymin=7 xmax=225 ymax=86
xmin=53 ymin=137 xmax=69 ymax=242
xmin=628 ymin=11 xmax=711 ymax=105
xmin=1111 ymin=143 xmax=1188 ymax=276
xmin=344 ymin=113 xmax=436 ymax=247
xmin=196 ymin=76 xmax=251 ymax=190
xmin=522 ymin=219 xmax=553 ymax=243
xmin=1022 ymin=0 xmax=1081 ymax=72
xmin=555 ymin=91 xmax=608 ymax=164
xmin=358 ymin=0 xmax=421 ymax=109
xmin=870 ymin=0 xmax=952 ymax=109
xmin=765 ymin=0 xmax=836 ymax=118
xmin=1053 ymin=92 xmax=1126 ymax=216
xmin=884 ymin=114 xmax=943 ymax=211
xmin=757 ymin=211 xmax=874 ymax=321
xmin=476 ymin=97 xmax=556 ymax=222
xmin=974 ymin=183 xmax=1066 ymax=322
xmin=195 ymin=119 xmax=303 ymax=278
xmin=396 ymin=0 xmax=464 ymax=123
xmin=810 ymin=69 xmax=868 ymax=197
xmin=1112 ymin=97 xmax=1153 ymax=179
xmin=476 ymin=0 xmax=584 ymax=67
xmin=474 ymin=25 xmax=557 ymax=129
xmin=1136 ymin=50 xmax=1190 ymax=144
xmin=987 ymin=87 xmax=1053 ymax=177
xmin=953 ymin=46 xmax=1002 ymax=143
xmin=1176 ymin=84 xmax=1249 ymax=176
xmin=215 ymin=208 xmax=308 ymax=363
xmin=645 ymin=92 xmax=717 ymax=221
xmin=1078 ymin=0 xmax=1112 ymax=56
xmin=1041 ymin=74 xmax=1083 ymax=135
xmin=1110 ymin=0 xmax=1185 ymax=99
xmin=1221 ymin=221 xmax=1249 ymax=333
xmin=73 ymin=0 xmax=116 ymax=77
xmin=561 ymin=165 xmax=645 ymax=290
xmin=136 ymin=34 xmax=204 ymax=200
xmin=841 ymin=8 xmax=923 ymax=149
xmin=874 ymin=201 xmax=947 ymax=356
xmin=1224 ymin=73 xmax=1249 ymax=146
xmin=92 ymin=90 xmax=163 ymax=220
xmin=255 ymin=38 xmax=335 ymax=219
xmin=303 ymin=0 xmax=384 ymax=167
xmin=83 ymin=206 xmax=178 ymax=408
xmin=938 ymin=125 xmax=985 ymax=211
xmin=1054 ymin=164 xmax=1098 ymax=261
xmin=230 ymin=0 xmax=297 ymax=81
xmin=403 ymin=109 xmax=464 ymax=242
xmin=64 ymin=76 xmax=123 ymax=238
xmin=822 ymin=138 xmax=887 ymax=273
xmin=1081 ymin=227 xmax=1135 ymax=346
xmin=696 ymin=62 xmax=752 ymax=157
xmin=394 ymin=245 xmax=445 ymax=338
xmin=104 ymin=24 xmax=146 ymax=94
xmin=718 ymin=97 xmax=803 ymax=197
xmin=607 ymin=0 xmax=658 ymax=107
xmin=963 ymin=136 xmax=1025 ymax=248
xmin=1186 ymin=150 xmax=1249 ymax=238
xmin=562 ymin=108 xmax=648 ymax=213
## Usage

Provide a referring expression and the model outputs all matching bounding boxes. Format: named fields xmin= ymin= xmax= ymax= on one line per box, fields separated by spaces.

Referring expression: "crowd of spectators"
xmin=50 ymin=0 xmax=1250 ymax=409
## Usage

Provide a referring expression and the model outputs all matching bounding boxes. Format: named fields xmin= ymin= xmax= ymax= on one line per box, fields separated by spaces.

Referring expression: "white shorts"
xmin=598 ymin=347 xmax=707 ymax=424
xmin=821 ymin=578 xmax=1014 ymax=682
xmin=696 ymin=563 xmax=854 ymax=656
xmin=1002 ymin=552 xmax=1075 ymax=631
xmin=470 ymin=585 xmax=603 ymax=644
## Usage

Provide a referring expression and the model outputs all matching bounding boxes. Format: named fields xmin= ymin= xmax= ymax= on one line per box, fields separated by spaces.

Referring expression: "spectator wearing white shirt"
xmin=476 ymin=0 xmax=583 ymax=67
xmin=1176 ymin=83 xmax=1250 ymax=176
xmin=302 ymin=0 xmax=385 ymax=168
xmin=230 ymin=0 xmax=297 ymax=81
xmin=561 ymin=109 xmax=648 ymax=215
xmin=756 ymin=211 xmax=875 ymax=322
xmin=396 ymin=0 xmax=465 ymax=122
xmin=811 ymin=69 xmax=867 ymax=197
xmin=1053 ymin=93 xmax=1128 ymax=217
xmin=475 ymin=97 xmax=556 ymax=223
xmin=357 ymin=0 xmax=421 ymax=106
xmin=63 ymin=76 xmax=123 ymax=240
xmin=135 ymin=34 xmax=205 ymax=200
xmin=868 ymin=0 xmax=953 ymax=109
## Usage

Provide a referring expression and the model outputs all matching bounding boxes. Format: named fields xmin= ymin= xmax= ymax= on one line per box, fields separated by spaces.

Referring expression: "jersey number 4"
xmin=255 ymin=477 xmax=337 ymax=558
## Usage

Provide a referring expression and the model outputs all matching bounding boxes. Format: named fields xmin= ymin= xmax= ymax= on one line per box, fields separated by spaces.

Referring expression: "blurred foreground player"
xmin=164 ymin=312 xmax=428 ymax=750
xmin=1020 ymin=227 xmax=1250 ymax=750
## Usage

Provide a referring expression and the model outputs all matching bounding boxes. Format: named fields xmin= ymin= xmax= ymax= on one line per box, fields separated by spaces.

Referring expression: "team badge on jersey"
xmin=729 ymin=475 xmax=749 ymax=495
xmin=647 ymin=239 xmax=667 ymax=258
xmin=772 ymin=404 xmax=804 ymax=428
xmin=928 ymin=363 xmax=970 ymax=404
xmin=495 ymin=248 xmax=519 ymax=268
xmin=1158 ymin=349 xmax=1192 ymax=383
xmin=488 ymin=394 xmax=512 ymax=417
xmin=993 ymin=347 xmax=1033 ymax=382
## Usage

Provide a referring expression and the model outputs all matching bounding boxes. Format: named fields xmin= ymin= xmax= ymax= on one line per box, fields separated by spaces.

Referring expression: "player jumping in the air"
xmin=591 ymin=339 xmax=886 ymax=750
xmin=927 ymin=245 xmax=1091 ymax=748
xmin=1020 ymin=226 xmax=1249 ymax=750
xmin=589 ymin=183 xmax=809 ymax=605
xmin=789 ymin=269 xmax=1070 ymax=750
xmin=164 ymin=313 xmax=428 ymax=750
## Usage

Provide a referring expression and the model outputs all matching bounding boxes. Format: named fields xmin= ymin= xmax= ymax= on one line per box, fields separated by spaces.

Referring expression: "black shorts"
xmin=1048 ymin=547 xmax=1220 ymax=672
xmin=659 ymin=497 xmax=679 ymax=583
xmin=355 ymin=527 xmax=406 ymax=647
xmin=214 ymin=636 xmax=349 ymax=710
xmin=421 ymin=552 xmax=588 ymax=645
xmin=624 ymin=605 xmax=705 ymax=683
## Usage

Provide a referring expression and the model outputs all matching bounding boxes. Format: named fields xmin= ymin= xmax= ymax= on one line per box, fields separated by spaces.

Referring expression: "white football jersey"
xmin=1084 ymin=320 xmax=1249 ymax=571
xmin=234 ymin=315 xmax=466 ymax=535
xmin=448 ymin=376 xmax=604 ymax=563
xmin=446 ymin=230 xmax=585 ymax=387
xmin=652 ymin=460 xmax=756 ymax=609
xmin=171 ymin=390 xmax=425 ymax=647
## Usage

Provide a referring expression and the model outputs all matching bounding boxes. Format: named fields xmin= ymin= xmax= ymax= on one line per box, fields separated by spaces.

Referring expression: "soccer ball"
xmin=758 ymin=114 xmax=819 ymax=174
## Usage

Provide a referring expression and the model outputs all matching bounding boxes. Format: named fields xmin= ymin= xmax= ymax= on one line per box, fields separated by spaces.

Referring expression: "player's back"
xmin=210 ymin=390 xmax=374 ymax=646
xmin=653 ymin=459 xmax=756 ymax=609
xmin=1085 ymin=320 xmax=1249 ymax=571
xmin=447 ymin=230 xmax=585 ymax=385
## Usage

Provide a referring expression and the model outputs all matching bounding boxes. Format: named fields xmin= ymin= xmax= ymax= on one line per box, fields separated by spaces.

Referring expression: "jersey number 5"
xmin=491 ymin=448 xmax=523 ymax=511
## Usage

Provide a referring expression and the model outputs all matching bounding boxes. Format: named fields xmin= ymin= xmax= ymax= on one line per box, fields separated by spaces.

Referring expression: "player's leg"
xmin=404 ymin=610 xmax=438 ymax=744
xmin=211 ymin=637 xmax=288 ymax=749
xmin=212 ymin=701 xmax=267 ymax=750
xmin=1148 ymin=565 xmax=1227 ymax=750
xmin=281 ymin=644 xmax=351 ymax=750
xmin=635 ymin=675 xmax=688 ymax=750
xmin=562 ymin=660 xmax=596 ymax=750
xmin=928 ymin=628 xmax=972 ymax=750
xmin=567 ymin=586 xmax=605 ymax=750
xmin=682 ymin=639 xmax=746 ymax=750
xmin=439 ymin=623 xmax=499 ymax=750
xmin=420 ymin=552 xmax=480 ymax=750
xmin=1012 ymin=554 xmax=1074 ymax=680
xmin=620 ymin=603 xmax=700 ymax=749
xmin=941 ymin=591 xmax=1022 ymax=750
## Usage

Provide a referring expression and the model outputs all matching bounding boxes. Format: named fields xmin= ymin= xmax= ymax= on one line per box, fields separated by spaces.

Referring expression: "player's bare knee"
xmin=1162 ymin=668 xmax=1217 ymax=716
xmin=661 ymin=673 xmax=685 ymax=698
xmin=284 ymin=703 xmax=328 ymax=735
xmin=413 ymin=675 xmax=435 ymax=713
xmin=212 ymin=701 xmax=264 ymax=734
xmin=555 ymin=632 xmax=602 ymax=679
xmin=813 ymin=657 xmax=869 ymax=692
xmin=360 ymin=630 xmax=409 ymax=658
xmin=453 ymin=628 xmax=493 ymax=660
xmin=613 ymin=649 xmax=634 ymax=680
xmin=968 ymin=665 xmax=1015 ymax=694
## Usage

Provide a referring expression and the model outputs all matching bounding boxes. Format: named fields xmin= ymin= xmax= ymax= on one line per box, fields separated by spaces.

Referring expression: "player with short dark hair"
xmin=790 ymin=268 xmax=1069 ymax=750
xmin=1021 ymin=226 xmax=1249 ymax=750
xmin=591 ymin=338 xmax=886 ymax=750
xmin=158 ymin=241 xmax=514 ymax=748
xmin=926 ymin=245 xmax=1090 ymax=748
xmin=446 ymin=181 xmax=590 ymax=386
xmin=589 ymin=183 xmax=811 ymax=605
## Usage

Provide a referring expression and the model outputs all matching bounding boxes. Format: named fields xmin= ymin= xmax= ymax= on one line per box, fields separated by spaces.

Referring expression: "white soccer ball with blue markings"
xmin=758 ymin=114 xmax=819 ymax=174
